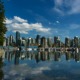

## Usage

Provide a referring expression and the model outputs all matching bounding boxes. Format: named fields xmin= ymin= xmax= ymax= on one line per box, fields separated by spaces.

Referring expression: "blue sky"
xmin=4 ymin=0 xmax=80 ymax=39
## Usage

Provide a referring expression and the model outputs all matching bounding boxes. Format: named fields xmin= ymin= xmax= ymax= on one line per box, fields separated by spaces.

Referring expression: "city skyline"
xmin=4 ymin=31 xmax=80 ymax=48
xmin=4 ymin=0 xmax=80 ymax=40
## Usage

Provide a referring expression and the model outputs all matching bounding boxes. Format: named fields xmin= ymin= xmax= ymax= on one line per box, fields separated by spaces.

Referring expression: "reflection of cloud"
xmin=3 ymin=63 xmax=51 ymax=80
xmin=31 ymin=67 xmax=51 ymax=75
xmin=3 ymin=58 xmax=80 ymax=80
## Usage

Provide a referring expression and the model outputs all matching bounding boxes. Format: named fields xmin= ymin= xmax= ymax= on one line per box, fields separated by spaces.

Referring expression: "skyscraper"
xmin=9 ymin=35 xmax=14 ymax=46
xmin=70 ymin=39 xmax=74 ymax=47
xmin=16 ymin=31 xmax=20 ymax=46
xmin=6 ymin=37 xmax=10 ymax=46
xmin=47 ymin=37 xmax=52 ymax=47
xmin=27 ymin=37 xmax=32 ymax=46
xmin=36 ymin=35 xmax=41 ymax=45
xmin=74 ymin=36 xmax=79 ymax=47
xmin=65 ymin=37 xmax=70 ymax=47
xmin=54 ymin=36 xmax=61 ymax=47
xmin=41 ymin=37 xmax=48 ymax=47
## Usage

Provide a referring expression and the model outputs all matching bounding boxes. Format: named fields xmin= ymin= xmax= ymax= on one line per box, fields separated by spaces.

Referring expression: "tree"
xmin=0 ymin=0 xmax=7 ymax=46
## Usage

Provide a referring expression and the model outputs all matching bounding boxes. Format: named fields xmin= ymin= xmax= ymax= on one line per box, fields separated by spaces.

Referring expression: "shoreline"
xmin=0 ymin=48 xmax=4 ymax=57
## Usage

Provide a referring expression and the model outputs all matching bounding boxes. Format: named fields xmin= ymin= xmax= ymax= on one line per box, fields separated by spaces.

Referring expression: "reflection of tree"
xmin=0 ymin=57 xmax=4 ymax=80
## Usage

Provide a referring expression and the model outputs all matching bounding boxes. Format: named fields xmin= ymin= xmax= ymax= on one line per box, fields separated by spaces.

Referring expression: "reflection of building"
xmin=35 ymin=51 xmax=50 ymax=63
xmin=35 ymin=52 xmax=41 ymax=63
xmin=65 ymin=37 xmax=70 ymax=47
xmin=4 ymin=49 xmax=80 ymax=64
xmin=78 ymin=38 xmax=80 ymax=47
xmin=14 ymin=51 xmax=19 ymax=65
xmin=54 ymin=52 xmax=61 ymax=61
xmin=65 ymin=52 xmax=80 ymax=62
xmin=65 ymin=52 xmax=71 ymax=61
xmin=75 ymin=53 xmax=80 ymax=62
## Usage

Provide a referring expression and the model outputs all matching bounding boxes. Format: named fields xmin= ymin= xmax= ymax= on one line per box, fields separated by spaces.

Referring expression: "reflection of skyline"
xmin=54 ymin=52 xmax=61 ymax=61
xmin=2 ymin=51 xmax=80 ymax=80
xmin=65 ymin=52 xmax=80 ymax=62
xmin=3 ymin=51 xmax=80 ymax=64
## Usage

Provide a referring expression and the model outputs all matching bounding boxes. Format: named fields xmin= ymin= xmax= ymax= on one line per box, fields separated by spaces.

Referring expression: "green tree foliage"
xmin=0 ymin=0 xmax=7 ymax=46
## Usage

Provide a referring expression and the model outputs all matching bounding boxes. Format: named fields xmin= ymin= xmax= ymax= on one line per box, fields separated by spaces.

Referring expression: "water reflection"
xmin=65 ymin=51 xmax=80 ymax=62
xmin=35 ymin=51 xmax=50 ymax=63
xmin=54 ymin=52 xmax=61 ymax=61
xmin=0 ymin=57 xmax=4 ymax=80
xmin=2 ymin=50 xmax=80 ymax=80
xmin=4 ymin=50 xmax=80 ymax=64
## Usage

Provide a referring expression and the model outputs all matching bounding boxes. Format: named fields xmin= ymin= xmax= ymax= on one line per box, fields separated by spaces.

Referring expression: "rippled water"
xmin=1 ymin=50 xmax=80 ymax=80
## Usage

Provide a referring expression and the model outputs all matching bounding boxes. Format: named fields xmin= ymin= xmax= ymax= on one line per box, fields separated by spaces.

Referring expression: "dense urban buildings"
xmin=3 ymin=31 xmax=80 ymax=48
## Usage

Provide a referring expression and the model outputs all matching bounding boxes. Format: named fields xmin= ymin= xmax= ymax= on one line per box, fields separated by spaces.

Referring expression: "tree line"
xmin=0 ymin=0 xmax=7 ymax=46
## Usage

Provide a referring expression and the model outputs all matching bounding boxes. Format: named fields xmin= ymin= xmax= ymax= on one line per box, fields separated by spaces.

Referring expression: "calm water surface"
xmin=1 ymin=50 xmax=80 ymax=80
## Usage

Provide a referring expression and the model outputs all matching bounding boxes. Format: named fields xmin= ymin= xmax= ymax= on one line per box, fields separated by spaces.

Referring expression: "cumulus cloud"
xmin=6 ymin=16 xmax=51 ymax=34
xmin=54 ymin=0 xmax=80 ymax=15
xmin=14 ymin=16 xmax=27 ymax=23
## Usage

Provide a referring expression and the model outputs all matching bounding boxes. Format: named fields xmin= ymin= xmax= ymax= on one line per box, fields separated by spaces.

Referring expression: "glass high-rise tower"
xmin=16 ymin=31 xmax=20 ymax=46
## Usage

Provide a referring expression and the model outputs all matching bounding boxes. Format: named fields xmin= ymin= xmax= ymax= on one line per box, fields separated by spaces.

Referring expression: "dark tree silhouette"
xmin=0 ymin=0 xmax=7 ymax=46
xmin=0 ymin=57 xmax=4 ymax=80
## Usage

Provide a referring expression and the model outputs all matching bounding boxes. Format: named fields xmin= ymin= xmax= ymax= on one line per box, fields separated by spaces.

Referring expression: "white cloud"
xmin=6 ymin=18 xmax=12 ymax=24
xmin=6 ymin=16 xmax=51 ymax=34
xmin=68 ymin=0 xmax=80 ymax=14
xmin=3 ymin=63 xmax=52 ymax=80
xmin=14 ymin=16 xmax=27 ymax=23
xmin=56 ymin=21 xmax=60 ymax=24
xmin=54 ymin=0 xmax=80 ymax=15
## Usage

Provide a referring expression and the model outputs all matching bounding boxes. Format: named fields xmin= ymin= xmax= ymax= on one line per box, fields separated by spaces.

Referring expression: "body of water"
xmin=1 ymin=50 xmax=80 ymax=80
